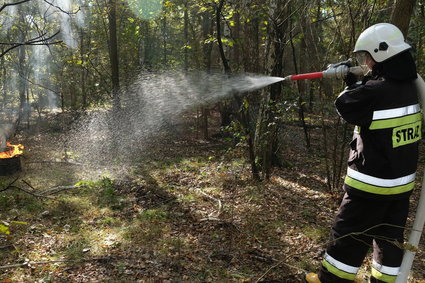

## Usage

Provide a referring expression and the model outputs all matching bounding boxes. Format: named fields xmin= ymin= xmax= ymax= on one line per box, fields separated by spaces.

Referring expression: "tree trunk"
xmin=183 ymin=1 xmax=189 ymax=72
xmin=26 ymin=87 xmax=30 ymax=128
xmin=108 ymin=0 xmax=120 ymax=111
xmin=216 ymin=0 xmax=231 ymax=74
xmin=200 ymin=10 xmax=214 ymax=140
xmin=390 ymin=0 xmax=417 ymax=37
xmin=216 ymin=0 xmax=234 ymax=128
xmin=18 ymin=40 xmax=27 ymax=124
xmin=299 ymin=2 xmax=336 ymax=192
xmin=1 ymin=47 xmax=6 ymax=110
xmin=143 ymin=21 xmax=153 ymax=70
xmin=81 ymin=28 xmax=87 ymax=109
xmin=255 ymin=0 xmax=288 ymax=179
xmin=163 ymin=14 xmax=167 ymax=66
xmin=289 ymin=15 xmax=310 ymax=149
xmin=232 ymin=6 xmax=241 ymax=71
xmin=216 ymin=0 xmax=260 ymax=180
xmin=243 ymin=18 xmax=260 ymax=73
xmin=70 ymin=82 xmax=77 ymax=110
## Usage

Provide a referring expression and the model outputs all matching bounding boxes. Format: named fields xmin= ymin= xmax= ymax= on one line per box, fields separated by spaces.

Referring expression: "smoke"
xmin=37 ymin=0 xmax=81 ymax=48
xmin=32 ymin=45 xmax=50 ymax=83
xmin=57 ymin=0 xmax=77 ymax=47
xmin=0 ymin=123 xmax=14 ymax=152
xmin=66 ymin=71 xmax=283 ymax=164
xmin=0 ymin=0 xmax=82 ymax=153
xmin=75 ymin=1 xmax=86 ymax=28
xmin=31 ymin=0 xmax=84 ymax=112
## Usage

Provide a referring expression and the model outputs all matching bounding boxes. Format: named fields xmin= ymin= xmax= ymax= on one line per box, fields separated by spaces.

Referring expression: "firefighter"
xmin=306 ymin=23 xmax=420 ymax=283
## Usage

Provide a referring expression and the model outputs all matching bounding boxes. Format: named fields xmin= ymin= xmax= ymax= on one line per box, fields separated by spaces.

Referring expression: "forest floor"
xmin=1 ymin=111 xmax=425 ymax=283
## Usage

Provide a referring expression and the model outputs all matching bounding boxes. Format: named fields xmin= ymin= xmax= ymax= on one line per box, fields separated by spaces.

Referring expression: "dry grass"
xmin=0 ymin=113 xmax=424 ymax=282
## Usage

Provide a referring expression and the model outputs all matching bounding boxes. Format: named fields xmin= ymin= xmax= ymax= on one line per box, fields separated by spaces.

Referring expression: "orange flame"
xmin=0 ymin=142 xmax=24 ymax=159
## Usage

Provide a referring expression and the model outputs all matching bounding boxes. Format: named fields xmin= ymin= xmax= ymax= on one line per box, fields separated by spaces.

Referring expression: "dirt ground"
xmin=1 ymin=112 xmax=425 ymax=282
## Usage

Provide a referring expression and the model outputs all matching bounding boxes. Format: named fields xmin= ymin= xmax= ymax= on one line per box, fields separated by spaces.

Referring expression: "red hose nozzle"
xmin=283 ymin=65 xmax=367 ymax=82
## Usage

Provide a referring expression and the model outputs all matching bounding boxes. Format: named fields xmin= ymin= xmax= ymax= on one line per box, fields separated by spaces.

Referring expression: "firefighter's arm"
xmin=334 ymin=85 xmax=374 ymax=126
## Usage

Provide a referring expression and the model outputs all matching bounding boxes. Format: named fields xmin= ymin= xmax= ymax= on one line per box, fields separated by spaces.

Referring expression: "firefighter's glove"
xmin=344 ymin=71 xmax=359 ymax=88
xmin=331 ymin=59 xmax=353 ymax=69
xmin=325 ymin=59 xmax=355 ymax=81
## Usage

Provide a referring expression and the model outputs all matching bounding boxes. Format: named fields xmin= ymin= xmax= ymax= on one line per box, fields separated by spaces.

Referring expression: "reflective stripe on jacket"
xmin=335 ymin=77 xmax=421 ymax=199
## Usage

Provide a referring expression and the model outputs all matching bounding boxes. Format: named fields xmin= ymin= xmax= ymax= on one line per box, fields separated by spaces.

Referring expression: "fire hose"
xmin=282 ymin=60 xmax=367 ymax=81
xmin=281 ymin=62 xmax=425 ymax=282
xmin=396 ymin=74 xmax=425 ymax=283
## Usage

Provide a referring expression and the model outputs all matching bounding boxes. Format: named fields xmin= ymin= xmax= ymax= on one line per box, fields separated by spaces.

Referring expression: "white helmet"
xmin=353 ymin=23 xmax=411 ymax=63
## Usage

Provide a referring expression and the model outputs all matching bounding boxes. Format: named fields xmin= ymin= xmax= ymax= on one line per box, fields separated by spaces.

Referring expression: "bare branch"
xmin=0 ymin=177 xmax=19 ymax=193
xmin=43 ymin=0 xmax=80 ymax=15
xmin=0 ymin=257 xmax=113 ymax=270
xmin=0 ymin=0 xmax=81 ymax=58
xmin=40 ymin=185 xmax=84 ymax=196
xmin=18 ymin=74 xmax=60 ymax=95
xmin=0 ymin=0 xmax=80 ymax=15
xmin=0 ymin=0 xmax=31 ymax=13
xmin=0 ymin=30 xmax=62 ymax=58
xmin=2 ymin=185 xmax=45 ymax=198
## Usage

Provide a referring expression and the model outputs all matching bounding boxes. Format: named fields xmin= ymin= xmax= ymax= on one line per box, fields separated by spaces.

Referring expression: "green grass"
xmin=64 ymin=237 xmax=90 ymax=261
xmin=138 ymin=207 xmax=169 ymax=222
xmin=302 ymin=208 xmax=317 ymax=220
xmin=98 ymin=216 xmax=121 ymax=227
xmin=303 ymin=226 xmax=328 ymax=242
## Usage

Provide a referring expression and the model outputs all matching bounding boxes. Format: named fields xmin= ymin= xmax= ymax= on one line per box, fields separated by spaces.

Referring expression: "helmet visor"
xmin=355 ymin=52 xmax=368 ymax=66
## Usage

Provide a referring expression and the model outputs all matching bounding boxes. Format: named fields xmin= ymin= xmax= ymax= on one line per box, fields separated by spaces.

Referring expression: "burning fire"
xmin=0 ymin=142 xmax=24 ymax=159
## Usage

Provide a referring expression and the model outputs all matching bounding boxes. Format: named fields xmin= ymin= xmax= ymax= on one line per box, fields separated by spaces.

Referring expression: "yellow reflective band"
xmin=345 ymin=176 xmax=415 ymax=195
xmin=371 ymin=267 xmax=397 ymax=283
xmin=322 ymin=259 xmax=357 ymax=281
xmin=347 ymin=168 xmax=415 ymax=188
xmin=393 ymin=120 xmax=422 ymax=148
xmin=372 ymin=260 xmax=400 ymax=276
xmin=369 ymin=113 xmax=422 ymax=130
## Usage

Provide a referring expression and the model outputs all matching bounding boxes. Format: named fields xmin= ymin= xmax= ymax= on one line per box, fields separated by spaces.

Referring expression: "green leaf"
xmin=0 ymin=223 xmax=10 ymax=235
xmin=199 ymin=7 xmax=208 ymax=13
xmin=164 ymin=1 xmax=173 ymax=8
xmin=243 ymin=99 xmax=249 ymax=110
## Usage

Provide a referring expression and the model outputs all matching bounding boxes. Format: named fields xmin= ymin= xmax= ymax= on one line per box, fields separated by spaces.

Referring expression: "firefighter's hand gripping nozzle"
xmin=282 ymin=58 xmax=367 ymax=82
xmin=323 ymin=59 xmax=354 ymax=79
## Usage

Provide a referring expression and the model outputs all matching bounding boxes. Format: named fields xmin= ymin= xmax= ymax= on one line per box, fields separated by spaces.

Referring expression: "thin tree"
xmin=108 ymin=0 xmax=120 ymax=111
xmin=216 ymin=0 xmax=260 ymax=180
xmin=254 ymin=0 xmax=290 ymax=179
xmin=390 ymin=0 xmax=417 ymax=37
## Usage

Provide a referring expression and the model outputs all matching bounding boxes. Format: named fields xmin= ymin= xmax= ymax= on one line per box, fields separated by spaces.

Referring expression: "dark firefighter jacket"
xmin=335 ymin=75 xmax=421 ymax=199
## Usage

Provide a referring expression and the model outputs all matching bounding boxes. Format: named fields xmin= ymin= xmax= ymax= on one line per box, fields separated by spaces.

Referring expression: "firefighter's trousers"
xmin=319 ymin=193 xmax=409 ymax=283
